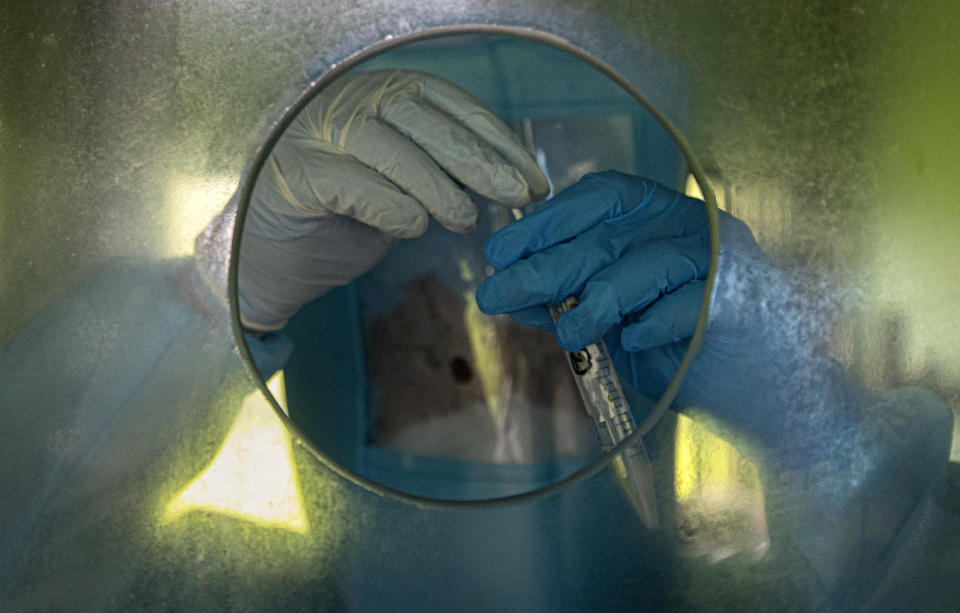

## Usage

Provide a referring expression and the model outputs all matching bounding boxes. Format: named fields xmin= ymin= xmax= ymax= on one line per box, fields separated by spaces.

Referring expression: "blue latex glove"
xmin=476 ymin=171 xmax=814 ymax=456
xmin=478 ymin=171 xmax=727 ymax=351
xmin=479 ymin=174 xmax=747 ymax=386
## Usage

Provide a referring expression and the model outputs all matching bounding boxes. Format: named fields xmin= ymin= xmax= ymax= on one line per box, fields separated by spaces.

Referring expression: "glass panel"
xmin=2 ymin=3 xmax=957 ymax=611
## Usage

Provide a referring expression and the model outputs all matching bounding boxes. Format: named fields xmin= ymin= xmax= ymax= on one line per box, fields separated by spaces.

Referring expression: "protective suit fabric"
xmin=0 ymin=258 xmax=671 ymax=612
xmin=774 ymin=386 xmax=956 ymax=610
xmin=858 ymin=474 xmax=960 ymax=610
xmin=0 ymin=260 xmax=241 ymax=606
xmin=0 ymin=246 xmax=956 ymax=613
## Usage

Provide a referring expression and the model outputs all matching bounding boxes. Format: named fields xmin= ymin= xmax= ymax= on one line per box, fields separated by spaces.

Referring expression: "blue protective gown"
xmin=0 ymin=257 xmax=957 ymax=611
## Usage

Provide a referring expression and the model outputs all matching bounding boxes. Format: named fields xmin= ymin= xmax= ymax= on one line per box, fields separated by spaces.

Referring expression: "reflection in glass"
xmin=163 ymin=373 xmax=308 ymax=533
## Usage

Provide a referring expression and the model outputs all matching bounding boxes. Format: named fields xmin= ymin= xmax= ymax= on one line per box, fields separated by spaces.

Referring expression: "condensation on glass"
xmin=1 ymin=2 xmax=957 ymax=611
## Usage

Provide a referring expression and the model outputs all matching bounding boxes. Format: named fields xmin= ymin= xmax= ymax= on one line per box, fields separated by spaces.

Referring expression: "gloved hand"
xmin=475 ymin=170 xmax=805 ymax=453
xmin=236 ymin=69 xmax=549 ymax=331
xmin=475 ymin=170 xmax=959 ymax=607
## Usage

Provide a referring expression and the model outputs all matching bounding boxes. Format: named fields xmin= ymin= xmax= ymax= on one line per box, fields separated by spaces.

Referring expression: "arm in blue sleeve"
xmin=477 ymin=171 xmax=958 ymax=609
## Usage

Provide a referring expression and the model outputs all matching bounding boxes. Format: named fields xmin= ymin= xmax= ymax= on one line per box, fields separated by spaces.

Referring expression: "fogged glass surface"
xmin=1 ymin=2 xmax=957 ymax=611
xmin=264 ymin=34 xmax=686 ymax=500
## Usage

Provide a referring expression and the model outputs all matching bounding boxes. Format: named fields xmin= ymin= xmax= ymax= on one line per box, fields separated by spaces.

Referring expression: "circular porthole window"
xmin=230 ymin=26 xmax=719 ymax=509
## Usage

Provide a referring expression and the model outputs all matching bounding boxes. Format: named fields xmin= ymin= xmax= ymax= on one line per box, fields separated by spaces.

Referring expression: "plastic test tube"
xmin=550 ymin=297 xmax=659 ymax=529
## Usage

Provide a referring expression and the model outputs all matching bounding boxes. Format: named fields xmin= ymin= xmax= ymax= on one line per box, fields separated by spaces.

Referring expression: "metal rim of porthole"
xmin=229 ymin=24 xmax=720 ymax=510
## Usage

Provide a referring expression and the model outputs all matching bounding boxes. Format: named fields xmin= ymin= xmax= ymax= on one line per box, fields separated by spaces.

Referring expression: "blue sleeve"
xmin=0 ymin=259 xmax=257 ymax=602
xmin=800 ymin=387 xmax=959 ymax=611
xmin=856 ymin=474 xmax=960 ymax=611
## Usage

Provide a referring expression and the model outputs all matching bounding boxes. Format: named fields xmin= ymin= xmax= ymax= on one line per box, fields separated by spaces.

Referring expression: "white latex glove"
xmin=235 ymin=69 xmax=549 ymax=331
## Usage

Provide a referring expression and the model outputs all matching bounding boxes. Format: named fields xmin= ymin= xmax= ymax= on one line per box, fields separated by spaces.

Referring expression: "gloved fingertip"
xmin=494 ymin=168 xmax=530 ymax=207
xmin=529 ymin=184 xmax=551 ymax=204
xmin=527 ymin=169 xmax=551 ymax=203
xmin=508 ymin=192 xmax=532 ymax=209
xmin=483 ymin=226 xmax=527 ymax=269
xmin=508 ymin=305 xmax=556 ymax=332
xmin=378 ymin=208 xmax=429 ymax=239
xmin=556 ymin=317 xmax=589 ymax=353
xmin=440 ymin=193 xmax=479 ymax=234
xmin=481 ymin=237 xmax=507 ymax=269
xmin=450 ymin=218 xmax=478 ymax=234
xmin=474 ymin=279 xmax=501 ymax=314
